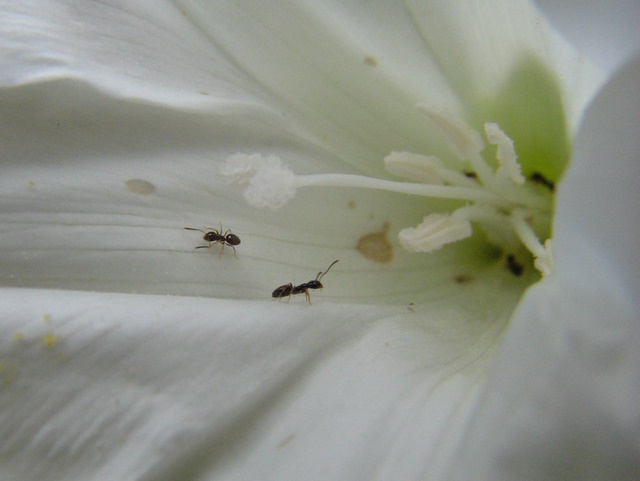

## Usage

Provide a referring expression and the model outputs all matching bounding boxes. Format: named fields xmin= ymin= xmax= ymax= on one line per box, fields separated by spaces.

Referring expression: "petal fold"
xmin=449 ymin=52 xmax=640 ymax=481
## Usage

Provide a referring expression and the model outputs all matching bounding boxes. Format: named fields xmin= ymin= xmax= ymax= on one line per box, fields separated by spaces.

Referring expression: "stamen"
xmin=399 ymin=213 xmax=472 ymax=252
xmin=383 ymin=152 xmax=445 ymax=184
xmin=414 ymin=104 xmax=484 ymax=161
xmin=384 ymin=152 xmax=479 ymax=187
xmin=222 ymin=154 xmax=506 ymax=207
xmin=510 ymin=209 xmax=554 ymax=276
xmin=484 ymin=122 xmax=525 ymax=185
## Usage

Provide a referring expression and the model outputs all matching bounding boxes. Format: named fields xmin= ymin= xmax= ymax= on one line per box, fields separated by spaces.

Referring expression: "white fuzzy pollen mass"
xmin=221 ymin=108 xmax=554 ymax=276
xmin=222 ymin=154 xmax=297 ymax=210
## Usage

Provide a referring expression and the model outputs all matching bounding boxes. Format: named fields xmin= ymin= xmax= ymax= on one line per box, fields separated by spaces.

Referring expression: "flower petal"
xmin=0 ymin=0 xmax=269 ymax=110
xmin=535 ymin=0 xmax=640 ymax=74
xmin=172 ymin=0 xmax=601 ymax=174
xmin=449 ymin=52 xmax=640 ymax=480
xmin=0 ymin=287 xmax=516 ymax=480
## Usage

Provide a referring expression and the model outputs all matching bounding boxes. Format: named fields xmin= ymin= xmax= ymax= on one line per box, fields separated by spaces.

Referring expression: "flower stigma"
xmin=222 ymin=106 xmax=554 ymax=276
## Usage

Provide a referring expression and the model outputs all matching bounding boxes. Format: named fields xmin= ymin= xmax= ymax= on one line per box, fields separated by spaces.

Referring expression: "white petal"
xmin=0 ymin=0 xmax=268 ymax=110
xmin=450 ymin=52 xmax=640 ymax=480
xmin=0 ymin=3 xmax=623 ymax=480
xmin=535 ymin=0 xmax=640 ymax=75
xmin=175 ymin=0 xmax=602 ymax=171
xmin=0 ymin=287 xmax=520 ymax=480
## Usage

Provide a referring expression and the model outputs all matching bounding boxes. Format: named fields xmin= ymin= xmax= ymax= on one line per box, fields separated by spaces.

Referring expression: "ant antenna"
xmin=316 ymin=260 xmax=339 ymax=282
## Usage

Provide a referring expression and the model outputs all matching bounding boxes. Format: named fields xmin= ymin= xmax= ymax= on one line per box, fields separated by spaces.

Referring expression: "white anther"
xmin=399 ymin=213 xmax=472 ymax=253
xmin=384 ymin=152 xmax=445 ymax=184
xmin=484 ymin=122 xmax=525 ymax=185
xmin=414 ymin=104 xmax=484 ymax=161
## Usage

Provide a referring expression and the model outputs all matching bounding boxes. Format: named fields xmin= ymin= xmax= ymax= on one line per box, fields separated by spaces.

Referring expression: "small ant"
xmin=272 ymin=260 xmax=339 ymax=304
xmin=184 ymin=224 xmax=241 ymax=258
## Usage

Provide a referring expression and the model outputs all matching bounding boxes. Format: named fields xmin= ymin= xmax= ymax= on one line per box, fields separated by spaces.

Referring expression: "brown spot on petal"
xmin=356 ymin=222 xmax=393 ymax=263
xmin=364 ymin=56 xmax=378 ymax=67
xmin=125 ymin=178 xmax=155 ymax=196
xmin=454 ymin=274 xmax=474 ymax=284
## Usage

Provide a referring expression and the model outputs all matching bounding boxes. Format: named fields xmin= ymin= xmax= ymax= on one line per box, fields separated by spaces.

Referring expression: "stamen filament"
xmin=294 ymin=173 xmax=503 ymax=205
xmin=510 ymin=209 xmax=554 ymax=276
xmin=510 ymin=210 xmax=547 ymax=259
xmin=451 ymin=205 xmax=508 ymax=226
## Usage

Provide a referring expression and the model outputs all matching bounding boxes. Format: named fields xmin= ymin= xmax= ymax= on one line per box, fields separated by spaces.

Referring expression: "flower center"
xmin=221 ymin=106 xmax=554 ymax=276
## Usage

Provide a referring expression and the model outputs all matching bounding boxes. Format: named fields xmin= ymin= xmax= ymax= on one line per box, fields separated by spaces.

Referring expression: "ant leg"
xmin=219 ymin=229 xmax=233 ymax=258
xmin=186 ymin=227 xmax=214 ymax=250
xmin=305 ymin=290 xmax=311 ymax=305
xmin=231 ymin=245 xmax=238 ymax=259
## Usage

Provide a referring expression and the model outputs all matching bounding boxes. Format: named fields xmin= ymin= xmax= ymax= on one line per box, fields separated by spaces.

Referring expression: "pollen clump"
xmin=357 ymin=222 xmax=393 ymax=263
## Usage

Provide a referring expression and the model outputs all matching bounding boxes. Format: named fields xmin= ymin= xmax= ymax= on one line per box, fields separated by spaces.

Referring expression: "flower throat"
xmin=221 ymin=105 xmax=554 ymax=277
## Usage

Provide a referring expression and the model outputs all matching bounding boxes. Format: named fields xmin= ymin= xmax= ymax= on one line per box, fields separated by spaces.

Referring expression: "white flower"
xmin=0 ymin=1 xmax=638 ymax=480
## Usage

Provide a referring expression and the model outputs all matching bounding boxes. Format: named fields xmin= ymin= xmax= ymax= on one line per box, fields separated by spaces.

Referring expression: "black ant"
xmin=184 ymin=224 xmax=241 ymax=258
xmin=272 ymin=260 xmax=339 ymax=304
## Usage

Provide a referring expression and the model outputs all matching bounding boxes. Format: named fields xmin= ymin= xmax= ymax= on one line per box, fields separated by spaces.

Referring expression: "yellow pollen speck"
xmin=12 ymin=333 xmax=25 ymax=342
xmin=40 ymin=332 xmax=61 ymax=348
xmin=43 ymin=314 xmax=51 ymax=323
xmin=0 ymin=363 xmax=18 ymax=385
xmin=356 ymin=222 xmax=393 ymax=263
xmin=28 ymin=181 xmax=35 ymax=188
xmin=364 ymin=56 xmax=378 ymax=67
xmin=125 ymin=178 xmax=155 ymax=195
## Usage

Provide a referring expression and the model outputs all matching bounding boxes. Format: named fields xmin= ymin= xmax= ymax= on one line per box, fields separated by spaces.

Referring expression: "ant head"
xmin=315 ymin=260 xmax=339 ymax=283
